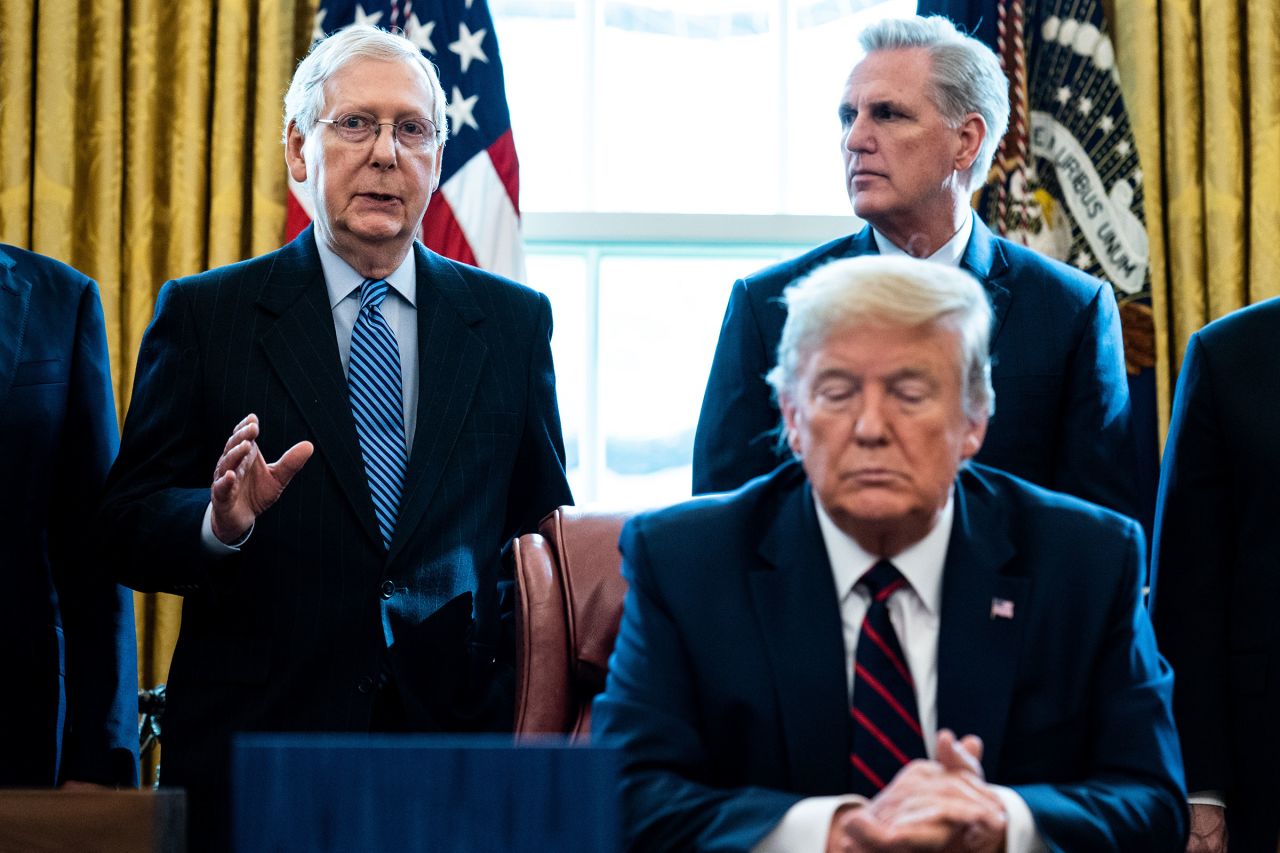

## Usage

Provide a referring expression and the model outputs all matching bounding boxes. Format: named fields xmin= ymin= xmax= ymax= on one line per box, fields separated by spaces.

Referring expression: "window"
xmin=492 ymin=0 xmax=917 ymax=503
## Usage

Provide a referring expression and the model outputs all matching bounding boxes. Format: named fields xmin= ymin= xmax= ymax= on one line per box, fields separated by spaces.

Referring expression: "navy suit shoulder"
xmin=694 ymin=221 xmax=1136 ymax=518
xmin=0 ymin=244 xmax=139 ymax=787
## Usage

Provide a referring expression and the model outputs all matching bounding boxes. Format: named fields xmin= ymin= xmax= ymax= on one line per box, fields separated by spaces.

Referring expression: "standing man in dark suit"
xmin=0 ymin=245 xmax=139 ymax=788
xmin=693 ymin=15 xmax=1135 ymax=518
xmin=98 ymin=24 xmax=571 ymax=846
xmin=597 ymin=256 xmax=1185 ymax=852
xmin=1151 ymin=298 xmax=1280 ymax=853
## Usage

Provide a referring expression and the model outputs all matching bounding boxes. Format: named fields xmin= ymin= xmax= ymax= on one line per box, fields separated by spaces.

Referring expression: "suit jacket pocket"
xmin=171 ymin=636 xmax=271 ymax=686
xmin=13 ymin=358 xmax=64 ymax=387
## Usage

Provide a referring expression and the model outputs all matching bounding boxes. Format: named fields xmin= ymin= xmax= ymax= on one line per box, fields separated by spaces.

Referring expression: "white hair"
xmin=767 ymin=255 xmax=995 ymax=420
xmin=859 ymin=15 xmax=1009 ymax=193
xmin=283 ymin=24 xmax=448 ymax=146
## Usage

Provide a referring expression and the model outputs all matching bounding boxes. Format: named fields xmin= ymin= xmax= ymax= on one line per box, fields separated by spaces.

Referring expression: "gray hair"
xmin=767 ymin=255 xmax=995 ymax=421
xmin=858 ymin=16 xmax=1009 ymax=193
xmin=283 ymin=24 xmax=448 ymax=146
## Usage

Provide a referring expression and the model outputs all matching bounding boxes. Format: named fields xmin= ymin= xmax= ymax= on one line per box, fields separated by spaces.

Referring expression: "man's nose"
xmin=369 ymin=124 xmax=399 ymax=168
xmin=853 ymin=392 xmax=889 ymax=444
xmin=844 ymin=115 xmax=872 ymax=154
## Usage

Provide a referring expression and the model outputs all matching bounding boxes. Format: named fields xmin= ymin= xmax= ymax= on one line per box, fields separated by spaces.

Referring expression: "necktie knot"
xmin=859 ymin=559 xmax=908 ymax=603
xmin=360 ymin=278 xmax=390 ymax=312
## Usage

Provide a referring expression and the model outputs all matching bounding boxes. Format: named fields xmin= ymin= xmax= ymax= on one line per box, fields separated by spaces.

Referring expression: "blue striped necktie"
xmin=347 ymin=278 xmax=406 ymax=550
xmin=849 ymin=559 xmax=927 ymax=796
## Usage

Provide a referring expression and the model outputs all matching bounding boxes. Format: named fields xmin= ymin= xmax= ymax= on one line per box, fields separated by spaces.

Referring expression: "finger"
xmin=936 ymin=730 xmax=986 ymax=779
xmin=222 ymin=415 xmax=260 ymax=452
xmin=215 ymin=437 xmax=254 ymax=480
xmin=269 ymin=441 xmax=314 ymax=488
xmin=959 ymin=734 xmax=984 ymax=762
xmin=234 ymin=440 xmax=258 ymax=481
xmin=211 ymin=468 xmax=237 ymax=506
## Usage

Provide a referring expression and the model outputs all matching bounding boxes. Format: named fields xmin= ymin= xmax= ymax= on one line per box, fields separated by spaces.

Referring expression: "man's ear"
xmin=961 ymin=411 xmax=988 ymax=461
xmin=285 ymin=121 xmax=309 ymax=183
xmin=431 ymin=148 xmax=443 ymax=193
xmin=953 ymin=112 xmax=986 ymax=174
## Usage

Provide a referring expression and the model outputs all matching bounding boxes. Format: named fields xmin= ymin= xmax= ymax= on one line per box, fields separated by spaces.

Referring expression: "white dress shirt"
xmin=754 ymin=488 xmax=1045 ymax=853
xmin=872 ymin=210 xmax=973 ymax=267
xmin=201 ymin=233 xmax=420 ymax=553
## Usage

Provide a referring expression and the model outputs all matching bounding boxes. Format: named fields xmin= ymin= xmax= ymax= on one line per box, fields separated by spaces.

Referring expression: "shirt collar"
xmin=871 ymin=208 xmax=973 ymax=268
xmin=814 ymin=489 xmax=954 ymax=616
xmin=314 ymin=231 xmax=418 ymax=309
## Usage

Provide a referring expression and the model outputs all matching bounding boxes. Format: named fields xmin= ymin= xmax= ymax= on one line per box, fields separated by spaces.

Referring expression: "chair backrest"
xmin=513 ymin=507 xmax=631 ymax=739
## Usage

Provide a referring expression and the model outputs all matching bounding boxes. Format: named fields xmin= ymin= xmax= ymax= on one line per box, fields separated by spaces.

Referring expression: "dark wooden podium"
xmin=0 ymin=789 xmax=186 ymax=852
xmin=232 ymin=734 xmax=619 ymax=852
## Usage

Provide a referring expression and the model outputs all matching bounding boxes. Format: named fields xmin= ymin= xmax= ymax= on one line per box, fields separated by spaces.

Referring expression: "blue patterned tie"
xmin=347 ymin=278 xmax=406 ymax=550
xmin=850 ymin=559 xmax=927 ymax=796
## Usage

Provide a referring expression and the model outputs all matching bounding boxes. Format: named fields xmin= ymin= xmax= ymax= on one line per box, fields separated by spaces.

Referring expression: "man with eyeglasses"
xmin=98 ymin=24 xmax=571 ymax=848
xmin=693 ymin=15 xmax=1137 ymax=521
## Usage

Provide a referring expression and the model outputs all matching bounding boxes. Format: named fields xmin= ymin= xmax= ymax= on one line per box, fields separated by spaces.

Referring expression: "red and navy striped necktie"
xmin=850 ymin=559 xmax=927 ymax=796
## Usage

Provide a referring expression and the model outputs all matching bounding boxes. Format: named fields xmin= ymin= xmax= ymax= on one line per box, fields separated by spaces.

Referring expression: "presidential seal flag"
xmin=287 ymin=0 xmax=526 ymax=281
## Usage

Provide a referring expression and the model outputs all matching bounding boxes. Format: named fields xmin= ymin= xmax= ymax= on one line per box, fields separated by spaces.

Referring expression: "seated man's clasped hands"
xmin=826 ymin=731 xmax=1006 ymax=853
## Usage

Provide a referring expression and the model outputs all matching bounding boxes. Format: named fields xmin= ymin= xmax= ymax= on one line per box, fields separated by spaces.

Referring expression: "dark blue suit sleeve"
xmin=692 ymin=280 xmax=785 ymax=495
xmin=1013 ymin=520 xmax=1187 ymax=851
xmin=99 ymin=280 xmax=219 ymax=594
xmin=53 ymin=279 xmax=139 ymax=785
xmin=593 ymin=519 xmax=803 ymax=852
xmin=1051 ymin=282 xmax=1138 ymax=518
xmin=504 ymin=291 xmax=573 ymax=536
xmin=1149 ymin=333 xmax=1230 ymax=794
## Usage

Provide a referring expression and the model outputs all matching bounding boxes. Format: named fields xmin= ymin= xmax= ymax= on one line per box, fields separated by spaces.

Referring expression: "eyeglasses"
xmin=316 ymin=112 xmax=440 ymax=149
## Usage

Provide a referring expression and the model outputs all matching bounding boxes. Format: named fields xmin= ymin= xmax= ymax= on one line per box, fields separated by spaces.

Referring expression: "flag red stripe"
xmin=285 ymin=192 xmax=311 ymax=243
xmin=854 ymin=663 xmax=923 ymax=736
xmin=486 ymin=128 xmax=521 ymax=213
xmin=421 ymin=195 xmax=478 ymax=267
xmin=852 ymin=708 xmax=911 ymax=765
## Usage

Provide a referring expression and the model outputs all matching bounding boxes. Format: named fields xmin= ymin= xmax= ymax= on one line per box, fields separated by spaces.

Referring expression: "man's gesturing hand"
xmin=210 ymin=414 xmax=313 ymax=544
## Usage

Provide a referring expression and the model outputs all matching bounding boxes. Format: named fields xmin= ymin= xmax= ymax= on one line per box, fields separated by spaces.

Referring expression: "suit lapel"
xmin=0 ymin=248 xmax=29 ymax=409
xmin=256 ymin=227 xmax=383 ymax=549
xmin=935 ymin=469 xmax=1028 ymax=775
xmin=386 ymin=246 xmax=488 ymax=565
xmin=750 ymin=471 xmax=852 ymax=795
xmin=960 ymin=218 xmax=1013 ymax=346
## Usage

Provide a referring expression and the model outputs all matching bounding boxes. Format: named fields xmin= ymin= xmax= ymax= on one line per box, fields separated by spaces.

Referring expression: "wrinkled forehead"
xmin=319 ymin=55 xmax=436 ymax=115
xmin=842 ymin=47 xmax=935 ymax=101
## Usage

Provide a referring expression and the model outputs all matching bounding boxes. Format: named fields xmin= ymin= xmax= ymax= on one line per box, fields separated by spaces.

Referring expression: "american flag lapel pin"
xmin=990 ymin=597 xmax=1015 ymax=620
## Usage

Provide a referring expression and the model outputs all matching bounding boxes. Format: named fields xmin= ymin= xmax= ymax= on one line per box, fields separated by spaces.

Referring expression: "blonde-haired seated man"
xmin=595 ymin=255 xmax=1186 ymax=852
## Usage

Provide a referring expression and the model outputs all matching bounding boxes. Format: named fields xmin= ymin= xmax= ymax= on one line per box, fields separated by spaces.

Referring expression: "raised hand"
xmin=210 ymin=414 xmax=313 ymax=544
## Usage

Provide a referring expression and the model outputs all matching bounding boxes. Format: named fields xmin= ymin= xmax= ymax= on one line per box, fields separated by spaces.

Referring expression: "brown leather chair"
xmin=512 ymin=506 xmax=632 ymax=739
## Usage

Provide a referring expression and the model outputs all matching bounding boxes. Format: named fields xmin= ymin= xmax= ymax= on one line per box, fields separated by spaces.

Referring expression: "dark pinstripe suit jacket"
xmin=98 ymin=227 xmax=572 ymax=788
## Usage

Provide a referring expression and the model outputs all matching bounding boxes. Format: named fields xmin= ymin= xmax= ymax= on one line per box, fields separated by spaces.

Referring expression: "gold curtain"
xmin=1111 ymin=0 xmax=1280 ymax=442
xmin=0 ymin=0 xmax=316 ymax=779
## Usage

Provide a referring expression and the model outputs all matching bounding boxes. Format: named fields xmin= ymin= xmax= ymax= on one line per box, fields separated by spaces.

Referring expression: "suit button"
xmin=356 ymin=676 xmax=374 ymax=694
xmin=380 ymin=580 xmax=395 ymax=600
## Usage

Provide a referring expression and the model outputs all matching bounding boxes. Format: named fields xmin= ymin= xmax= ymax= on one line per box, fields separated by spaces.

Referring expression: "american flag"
xmin=287 ymin=0 xmax=526 ymax=281
xmin=990 ymin=597 xmax=1016 ymax=620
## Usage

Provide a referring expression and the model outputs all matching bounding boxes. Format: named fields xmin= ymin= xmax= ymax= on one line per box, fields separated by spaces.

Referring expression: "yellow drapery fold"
xmin=1112 ymin=0 xmax=1280 ymax=444
xmin=0 ymin=0 xmax=316 ymax=782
